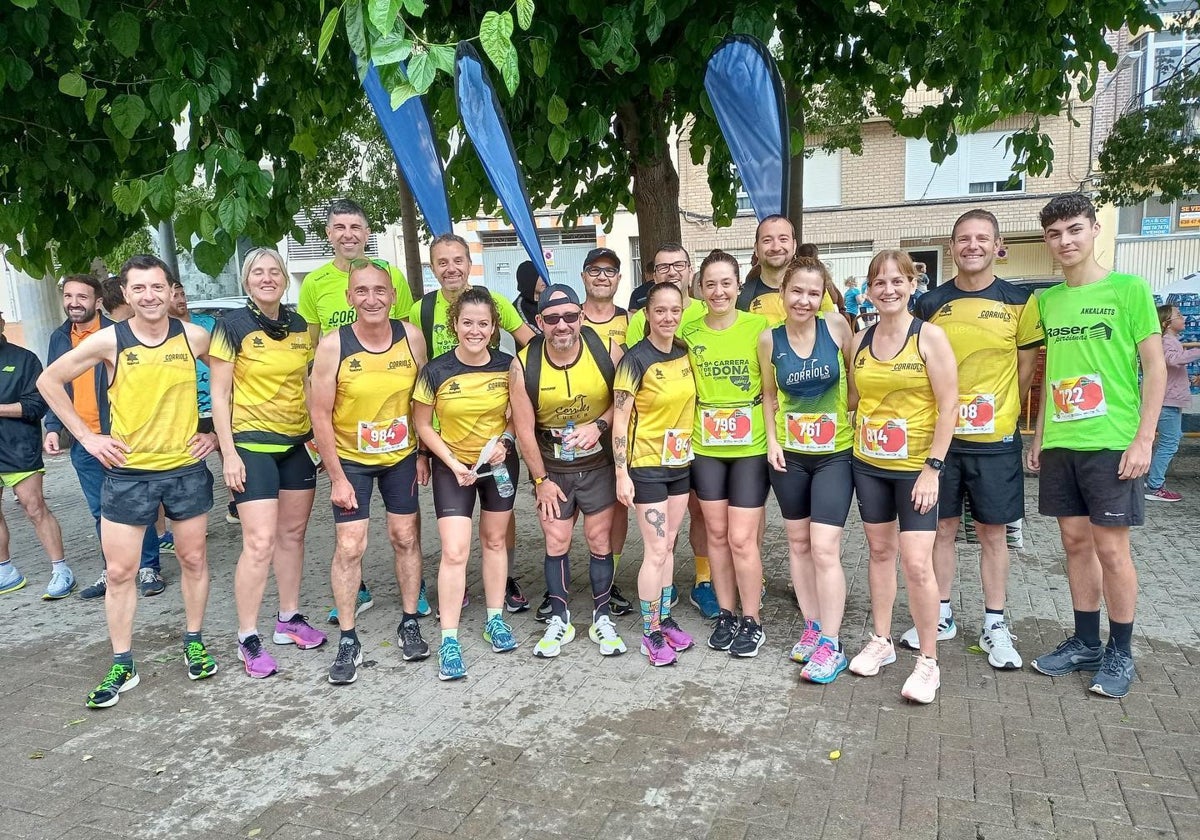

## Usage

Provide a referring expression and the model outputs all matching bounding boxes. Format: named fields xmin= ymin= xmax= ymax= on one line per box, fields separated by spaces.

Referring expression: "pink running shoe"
xmin=660 ymin=617 xmax=694 ymax=652
xmin=790 ymin=621 xmax=822 ymax=663
xmin=901 ymin=655 xmax=941 ymax=704
xmin=273 ymin=614 xmax=328 ymax=650
xmin=238 ymin=635 xmax=278 ymax=679
xmin=849 ymin=634 xmax=897 ymax=677
xmin=641 ymin=630 xmax=677 ymax=666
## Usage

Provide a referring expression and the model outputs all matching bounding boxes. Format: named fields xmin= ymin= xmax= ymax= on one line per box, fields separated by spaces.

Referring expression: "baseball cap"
xmin=538 ymin=283 xmax=581 ymax=313
xmin=583 ymin=247 xmax=620 ymax=268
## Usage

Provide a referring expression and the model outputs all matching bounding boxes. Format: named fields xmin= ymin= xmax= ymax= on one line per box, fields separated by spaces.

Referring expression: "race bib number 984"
xmin=358 ymin=416 xmax=411 ymax=454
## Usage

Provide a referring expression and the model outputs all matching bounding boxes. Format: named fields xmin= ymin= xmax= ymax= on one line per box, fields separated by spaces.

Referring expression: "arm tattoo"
xmin=614 ymin=390 xmax=630 ymax=409
xmin=644 ymin=507 xmax=666 ymax=538
xmin=614 ymin=434 xmax=627 ymax=469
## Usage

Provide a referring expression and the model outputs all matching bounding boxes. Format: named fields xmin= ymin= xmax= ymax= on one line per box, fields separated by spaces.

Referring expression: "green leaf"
xmin=170 ymin=151 xmax=195 ymax=184
xmin=52 ymin=0 xmax=81 ymax=17
xmin=368 ymin=0 xmax=401 ymax=34
xmin=402 ymin=0 xmax=425 ymax=15
xmin=84 ymin=87 xmax=105 ymax=123
xmin=1047 ymin=0 xmax=1067 ymax=17
xmin=548 ymin=94 xmax=568 ymax=126
xmin=388 ymin=77 xmax=419 ymax=109
xmin=209 ymin=60 xmax=232 ymax=95
xmin=428 ymin=43 xmax=455 ymax=75
xmin=648 ymin=57 xmax=675 ymax=98
xmin=406 ymin=50 xmax=435 ymax=92
xmin=193 ymin=240 xmax=231 ymax=277
xmin=289 ymin=132 xmax=318 ymax=158
xmin=111 ymin=183 xmax=135 ymax=214
xmin=9 ymin=0 xmax=37 ymax=8
xmin=480 ymin=11 xmax=515 ymax=76
xmin=106 ymin=11 xmax=141 ymax=58
xmin=127 ymin=178 xmax=148 ymax=208
xmin=345 ymin=0 xmax=368 ymax=61
xmin=645 ymin=5 xmax=665 ymax=43
xmin=548 ymin=125 xmax=569 ymax=162
xmin=4 ymin=57 xmax=33 ymax=91
xmin=531 ymin=38 xmax=550 ymax=78
xmin=372 ymin=32 xmax=412 ymax=66
xmin=516 ymin=0 xmax=535 ymax=30
xmin=58 ymin=72 xmax=86 ymax=98
xmin=218 ymin=193 xmax=249 ymax=234
xmin=500 ymin=48 xmax=519 ymax=96
xmin=317 ymin=6 xmax=340 ymax=66
xmin=109 ymin=94 xmax=147 ymax=139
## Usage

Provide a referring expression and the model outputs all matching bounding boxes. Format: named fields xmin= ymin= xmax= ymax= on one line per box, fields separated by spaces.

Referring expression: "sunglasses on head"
xmin=541 ymin=311 xmax=582 ymax=326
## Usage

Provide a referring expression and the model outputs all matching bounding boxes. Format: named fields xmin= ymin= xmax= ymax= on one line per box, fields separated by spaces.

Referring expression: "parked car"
xmin=185 ymin=296 xmax=246 ymax=323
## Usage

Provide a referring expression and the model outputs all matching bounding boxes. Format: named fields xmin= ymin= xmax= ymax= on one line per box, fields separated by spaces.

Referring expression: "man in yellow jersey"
xmin=310 ymin=259 xmax=431 ymax=685
xmin=510 ymin=285 xmax=627 ymax=657
xmin=907 ymin=209 xmax=1044 ymax=670
xmin=39 ymin=255 xmax=219 ymax=708
xmin=736 ymin=215 xmax=797 ymax=325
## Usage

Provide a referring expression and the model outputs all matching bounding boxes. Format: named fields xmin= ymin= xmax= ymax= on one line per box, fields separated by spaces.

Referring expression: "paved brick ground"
xmin=3 ymin=442 xmax=1200 ymax=840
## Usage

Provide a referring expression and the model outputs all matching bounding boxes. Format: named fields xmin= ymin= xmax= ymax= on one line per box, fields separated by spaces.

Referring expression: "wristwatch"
xmin=532 ymin=474 xmax=549 ymax=487
xmin=595 ymin=418 xmax=610 ymax=434
xmin=924 ymin=457 xmax=946 ymax=472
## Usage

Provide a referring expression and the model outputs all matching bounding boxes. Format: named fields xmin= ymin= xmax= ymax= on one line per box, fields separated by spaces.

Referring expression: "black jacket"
xmin=0 ymin=337 xmax=47 ymax=472
xmin=45 ymin=314 xmax=113 ymax=435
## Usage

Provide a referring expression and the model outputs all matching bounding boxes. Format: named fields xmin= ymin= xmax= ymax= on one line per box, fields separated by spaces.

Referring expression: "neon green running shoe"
xmin=87 ymin=663 xmax=139 ymax=708
xmin=184 ymin=640 xmax=218 ymax=680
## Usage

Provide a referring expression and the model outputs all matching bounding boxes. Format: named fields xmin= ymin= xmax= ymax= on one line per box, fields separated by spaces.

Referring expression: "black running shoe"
xmin=729 ymin=616 xmax=765 ymax=658
xmin=609 ymin=583 xmax=633 ymax=616
xmin=328 ymin=639 xmax=363 ymax=684
xmin=504 ymin=577 xmax=530 ymax=613
xmin=398 ymin=618 xmax=430 ymax=661
xmin=535 ymin=591 xmax=553 ymax=623
xmin=708 ymin=609 xmax=739 ymax=651
xmin=86 ymin=663 xmax=139 ymax=708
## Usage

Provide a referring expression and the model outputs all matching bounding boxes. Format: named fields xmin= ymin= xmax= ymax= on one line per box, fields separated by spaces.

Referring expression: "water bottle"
xmin=561 ymin=420 xmax=576 ymax=462
xmin=492 ymin=462 xmax=515 ymax=498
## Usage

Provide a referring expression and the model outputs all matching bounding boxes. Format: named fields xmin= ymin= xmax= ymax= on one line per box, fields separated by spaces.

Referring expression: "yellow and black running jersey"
xmin=852 ymin=320 xmax=936 ymax=473
xmin=518 ymin=329 xmax=614 ymax=469
xmin=332 ymin=320 xmax=419 ymax=466
xmin=614 ymin=340 xmax=696 ymax=473
xmin=412 ymin=347 xmax=513 ymax=464
xmin=209 ymin=307 xmax=314 ymax=448
xmin=583 ymin=307 xmax=629 ymax=349
xmin=108 ymin=318 xmax=200 ymax=473
xmin=913 ymin=278 xmax=1043 ymax=452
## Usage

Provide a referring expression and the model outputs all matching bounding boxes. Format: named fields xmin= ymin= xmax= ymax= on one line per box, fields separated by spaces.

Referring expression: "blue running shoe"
xmin=328 ymin=582 xmax=375 ymax=624
xmin=801 ymin=639 xmax=848 ymax=684
xmin=1089 ymin=644 xmax=1136 ymax=698
xmin=417 ymin=580 xmax=432 ymax=617
xmin=1031 ymin=635 xmax=1104 ymax=677
xmin=438 ymin=638 xmax=467 ymax=681
xmin=86 ymin=663 xmax=139 ymax=708
xmin=484 ymin=615 xmax=518 ymax=652
xmin=158 ymin=530 xmax=175 ymax=555
xmin=42 ymin=564 xmax=76 ymax=600
xmin=688 ymin=581 xmax=719 ymax=620
xmin=0 ymin=562 xmax=26 ymax=595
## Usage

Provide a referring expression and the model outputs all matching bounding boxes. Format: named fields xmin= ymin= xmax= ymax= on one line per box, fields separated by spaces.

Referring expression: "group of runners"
xmin=7 ymin=192 xmax=1164 ymax=709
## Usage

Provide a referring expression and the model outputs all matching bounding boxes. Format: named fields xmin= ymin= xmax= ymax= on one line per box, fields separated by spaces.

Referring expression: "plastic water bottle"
xmin=561 ymin=420 xmax=576 ymax=462
xmin=492 ymin=462 xmax=515 ymax=498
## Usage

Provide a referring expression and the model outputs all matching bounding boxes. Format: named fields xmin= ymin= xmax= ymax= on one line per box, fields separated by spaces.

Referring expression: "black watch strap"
xmin=925 ymin=457 xmax=946 ymax=472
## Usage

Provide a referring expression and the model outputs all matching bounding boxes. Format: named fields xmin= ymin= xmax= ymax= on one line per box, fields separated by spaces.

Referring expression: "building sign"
xmin=1142 ymin=216 xmax=1172 ymax=236
xmin=1179 ymin=206 xmax=1200 ymax=228
xmin=544 ymin=249 xmax=555 ymax=267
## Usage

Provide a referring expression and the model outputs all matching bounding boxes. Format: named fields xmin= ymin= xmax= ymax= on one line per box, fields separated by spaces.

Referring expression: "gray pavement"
xmin=3 ymin=442 xmax=1200 ymax=840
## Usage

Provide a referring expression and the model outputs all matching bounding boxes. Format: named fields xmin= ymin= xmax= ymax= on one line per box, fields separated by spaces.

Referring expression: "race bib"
xmin=956 ymin=393 xmax=996 ymax=435
xmin=1050 ymin=375 xmax=1107 ymax=422
xmin=785 ymin=412 xmax=837 ymax=453
xmin=701 ymin=407 xmax=753 ymax=447
xmin=661 ymin=428 xmax=694 ymax=466
xmin=357 ymin=416 xmax=411 ymax=454
xmin=857 ymin=417 xmax=908 ymax=460
xmin=304 ymin=439 xmax=322 ymax=466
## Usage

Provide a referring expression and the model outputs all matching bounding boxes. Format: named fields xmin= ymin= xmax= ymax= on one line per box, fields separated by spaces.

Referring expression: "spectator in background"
xmin=101 ymin=276 xmax=132 ymax=321
xmin=627 ymin=257 xmax=657 ymax=315
xmin=514 ymin=260 xmax=545 ymax=334
xmin=843 ymin=277 xmax=861 ymax=317
xmin=1145 ymin=303 xmax=1200 ymax=502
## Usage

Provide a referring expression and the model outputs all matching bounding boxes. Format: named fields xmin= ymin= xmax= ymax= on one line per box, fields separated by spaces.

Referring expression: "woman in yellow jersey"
xmin=613 ymin=282 xmax=698 ymax=667
xmin=681 ymin=250 xmax=770 ymax=658
xmin=759 ymin=257 xmax=857 ymax=685
xmin=846 ymin=250 xmax=958 ymax=704
xmin=413 ymin=287 xmax=519 ymax=681
xmin=210 ymin=249 xmax=324 ymax=678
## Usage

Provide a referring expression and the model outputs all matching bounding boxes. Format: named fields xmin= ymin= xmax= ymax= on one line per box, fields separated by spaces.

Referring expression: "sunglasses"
xmin=541 ymin=311 xmax=582 ymax=326
xmin=349 ymin=257 xmax=390 ymax=271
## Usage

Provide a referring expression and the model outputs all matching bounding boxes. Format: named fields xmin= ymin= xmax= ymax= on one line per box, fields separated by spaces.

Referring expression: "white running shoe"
xmin=899 ymin=615 xmax=957 ymax=650
xmin=979 ymin=619 xmax=1022 ymax=670
xmin=588 ymin=613 xmax=627 ymax=656
xmin=534 ymin=614 xmax=576 ymax=658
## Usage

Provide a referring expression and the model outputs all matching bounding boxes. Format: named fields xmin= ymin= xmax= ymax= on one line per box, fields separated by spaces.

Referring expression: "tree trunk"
xmin=617 ymin=101 xmax=682 ymax=259
xmin=397 ymin=170 xmax=424 ymax=299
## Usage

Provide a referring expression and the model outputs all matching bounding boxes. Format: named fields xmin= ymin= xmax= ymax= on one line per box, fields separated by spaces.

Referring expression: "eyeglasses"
xmin=349 ymin=257 xmax=390 ymax=272
xmin=584 ymin=266 xmax=618 ymax=278
xmin=541 ymin=311 xmax=582 ymax=326
xmin=654 ymin=261 xmax=690 ymax=275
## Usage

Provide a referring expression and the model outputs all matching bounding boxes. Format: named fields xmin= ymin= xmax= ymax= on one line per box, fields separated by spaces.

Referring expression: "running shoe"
xmin=434 ymin=592 xmax=471 ymax=620
xmin=237 ymin=635 xmax=278 ymax=679
xmin=688 ymin=581 xmax=719 ymax=620
xmin=1145 ymin=486 xmax=1182 ymax=502
xmin=226 ymin=500 xmax=241 ymax=524
xmin=660 ymin=617 xmax=694 ymax=652
xmin=398 ymin=618 xmax=430 ymax=661
xmin=137 ymin=567 xmax=165 ymax=597
xmin=416 ymin=580 xmax=432 ymax=617
xmin=42 ymin=564 xmax=76 ymax=600
xmin=899 ymin=615 xmax=957 ymax=650
xmin=1089 ymin=644 xmax=1136 ymax=698
xmin=979 ymin=619 xmax=1022 ymax=670
xmin=158 ymin=530 xmax=175 ymax=555
xmin=708 ymin=609 xmax=739 ymax=651
xmin=535 ymin=591 xmax=553 ymax=623
xmin=789 ymin=622 xmax=822 ymax=664
xmin=79 ymin=570 xmax=107 ymax=600
xmin=1030 ymin=635 xmax=1104 ymax=676
xmin=589 ymin=613 xmax=627 ymax=656
xmin=534 ymin=614 xmax=575 ymax=658
xmin=86 ymin=663 xmax=139 ymax=708
xmin=184 ymin=640 xmax=218 ymax=680
xmin=0 ymin=563 xmax=26 ymax=595
xmin=327 ymin=582 xmax=375 ymax=624
xmin=504 ymin=577 xmax=530 ymax=613
xmin=609 ymin=583 xmax=632 ymax=616
xmin=729 ymin=616 xmax=765 ymax=658
xmin=640 ymin=630 xmax=676 ymax=666
xmin=438 ymin=638 xmax=466 ymax=681
xmin=801 ymin=641 xmax=848 ymax=684
xmin=328 ymin=638 xmax=363 ymax=685
xmin=901 ymin=655 xmax=941 ymax=704
xmin=484 ymin=615 xmax=519 ymax=652
xmin=849 ymin=634 xmax=896 ymax=677
xmin=273 ymin=614 xmax=327 ymax=649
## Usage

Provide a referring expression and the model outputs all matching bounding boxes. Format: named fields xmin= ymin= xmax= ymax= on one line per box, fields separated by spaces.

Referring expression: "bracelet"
xmin=500 ymin=432 xmax=516 ymax=449
xmin=417 ymin=449 xmax=432 ymax=458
